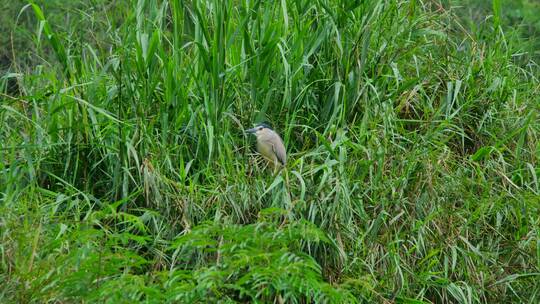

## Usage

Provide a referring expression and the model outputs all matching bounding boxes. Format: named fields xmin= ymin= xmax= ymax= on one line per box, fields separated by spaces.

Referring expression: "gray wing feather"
xmin=271 ymin=136 xmax=287 ymax=166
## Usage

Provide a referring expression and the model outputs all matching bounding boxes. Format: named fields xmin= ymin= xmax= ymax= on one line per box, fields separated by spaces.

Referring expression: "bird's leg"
xmin=272 ymin=157 xmax=279 ymax=175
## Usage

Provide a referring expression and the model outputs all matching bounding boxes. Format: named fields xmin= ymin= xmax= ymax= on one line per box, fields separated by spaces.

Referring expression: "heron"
xmin=246 ymin=123 xmax=286 ymax=170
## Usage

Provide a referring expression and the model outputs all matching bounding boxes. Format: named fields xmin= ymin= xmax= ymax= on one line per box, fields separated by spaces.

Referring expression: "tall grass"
xmin=1 ymin=0 xmax=539 ymax=303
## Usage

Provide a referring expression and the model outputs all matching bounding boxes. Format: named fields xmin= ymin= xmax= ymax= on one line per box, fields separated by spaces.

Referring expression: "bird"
xmin=246 ymin=123 xmax=287 ymax=170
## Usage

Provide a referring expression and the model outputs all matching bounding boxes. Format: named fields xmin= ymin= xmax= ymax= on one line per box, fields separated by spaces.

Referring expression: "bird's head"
xmin=246 ymin=122 xmax=272 ymax=137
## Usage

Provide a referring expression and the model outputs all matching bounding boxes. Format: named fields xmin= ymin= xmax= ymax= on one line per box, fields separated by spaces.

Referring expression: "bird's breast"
xmin=257 ymin=141 xmax=276 ymax=162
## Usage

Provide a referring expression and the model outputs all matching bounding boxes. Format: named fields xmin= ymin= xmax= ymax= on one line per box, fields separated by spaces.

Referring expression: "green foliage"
xmin=0 ymin=199 xmax=350 ymax=303
xmin=1 ymin=0 xmax=540 ymax=303
xmin=166 ymin=208 xmax=352 ymax=303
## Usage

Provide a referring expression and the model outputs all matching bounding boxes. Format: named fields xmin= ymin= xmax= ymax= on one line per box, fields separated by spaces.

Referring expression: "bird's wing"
xmin=270 ymin=136 xmax=287 ymax=166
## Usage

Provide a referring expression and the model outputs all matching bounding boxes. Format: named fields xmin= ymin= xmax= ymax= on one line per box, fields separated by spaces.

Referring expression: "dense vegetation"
xmin=1 ymin=0 xmax=539 ymax=303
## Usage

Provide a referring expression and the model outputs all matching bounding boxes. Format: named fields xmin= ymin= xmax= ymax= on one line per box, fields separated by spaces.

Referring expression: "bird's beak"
xmin=246 ymin=128 xmax=257 ymax=134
